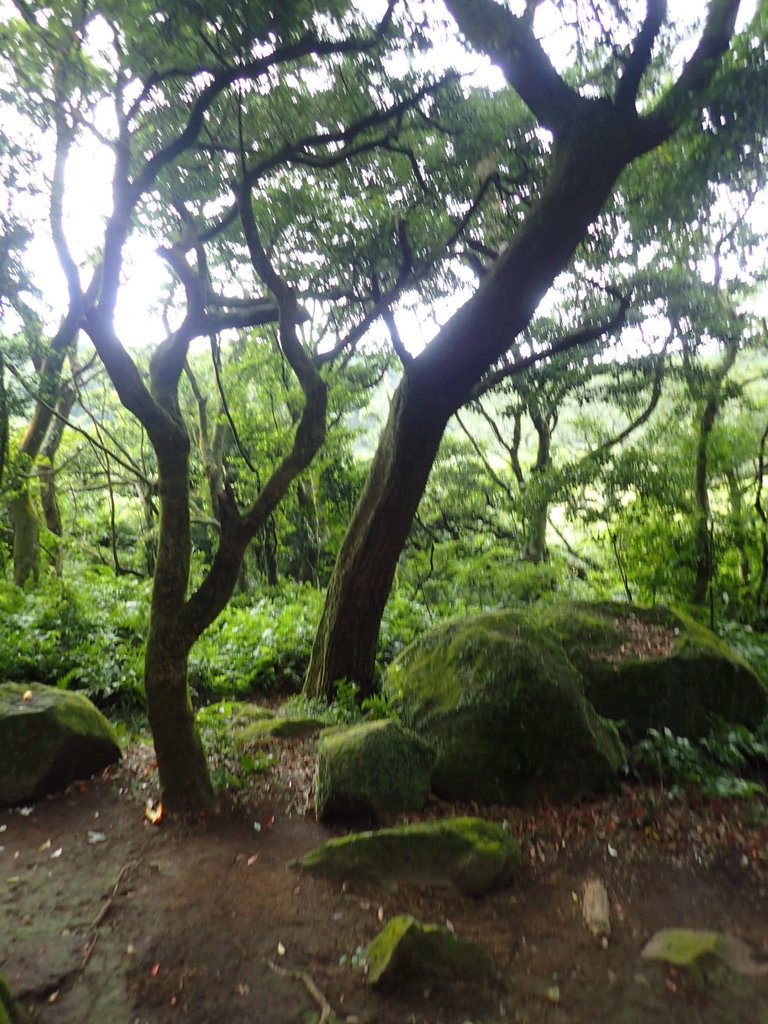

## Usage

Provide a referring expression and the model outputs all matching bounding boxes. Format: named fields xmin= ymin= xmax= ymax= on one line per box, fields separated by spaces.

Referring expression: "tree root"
xmin=81 ymin=859 xmax=141 ymax=968
xmin=267 ymin=959 xmax=334 ymax=1024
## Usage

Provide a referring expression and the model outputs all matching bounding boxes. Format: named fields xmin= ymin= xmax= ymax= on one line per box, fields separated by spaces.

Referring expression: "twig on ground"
xmin=81 ymin=859 xmax=141 ymax=967
xmin=267 ymin=958 xmax=334 ymax=1024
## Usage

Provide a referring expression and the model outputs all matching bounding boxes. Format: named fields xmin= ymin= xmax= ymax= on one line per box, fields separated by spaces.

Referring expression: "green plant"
xmin=633 ymin=723 xmax=767 ymax=799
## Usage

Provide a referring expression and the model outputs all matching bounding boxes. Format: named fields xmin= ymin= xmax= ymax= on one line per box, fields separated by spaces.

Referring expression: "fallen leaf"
xmin=87 ymin=831 xmax=107 ymax=844
xmin=247 ymin=854 xmax=258 ymax=867
xmin=145 ymin=801 xmax=164 ymax=826
xmin=277 ymin=942 xmax=286 ymax=956
xmin=150 ymin=963 xmax=160 ymax=978
xmin=38 ymin=839 xmax=51 ymax=852
xmin=50 ymin=847 xmax=63 ymax=859
xmin=22 ymin=690 xmax=33 ymax=703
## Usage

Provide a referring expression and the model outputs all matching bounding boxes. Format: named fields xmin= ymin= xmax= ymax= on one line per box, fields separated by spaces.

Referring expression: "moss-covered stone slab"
xmin=316 ymin=719 xmax=434 ymax=822
xmin=384 ymin=611 xmax=624 ymax=804
xmin=196 ymin=700 xmax=276 ymax=725
xmin=0 ymin=974 xmax=30 ymax=1024
xmin=364 ymin=914 xmax=495 ymax=990
xmin=552 ymin=604 xmax=768 ymax=740
xmin=294 ymin=816 xmax=521 ymax=896
xmin=641 ymin=928 xmax=768 ymax=977
xmin=0 ymin=683 xmax=121 ymax=806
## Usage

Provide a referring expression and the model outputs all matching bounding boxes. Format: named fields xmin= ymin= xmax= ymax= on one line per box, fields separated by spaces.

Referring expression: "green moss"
xmin=365 ymin=915 xmax=494 ymax=989
xmin=316 ymin=719 xmax=433 ymax=821
xmin=295 ymin=816 xmax=521 ymax=896
xmin=237 ymin=716 xmax=324 ymax=743
xmin=0 ymin=683 xmax=121 ymax=805
xmin=385 ymin=613 xmax=624 ymax=804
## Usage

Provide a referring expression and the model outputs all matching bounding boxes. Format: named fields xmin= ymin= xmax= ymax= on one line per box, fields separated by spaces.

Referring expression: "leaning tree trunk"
xmin=304 ymin=371 xmax=448 ymax=698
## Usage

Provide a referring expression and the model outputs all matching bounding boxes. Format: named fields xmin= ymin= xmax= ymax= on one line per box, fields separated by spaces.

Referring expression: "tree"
xmin=305 ymin=0 xmax=750 ymax=699
xmin=3 ymin=0 xmax=496 ymax=810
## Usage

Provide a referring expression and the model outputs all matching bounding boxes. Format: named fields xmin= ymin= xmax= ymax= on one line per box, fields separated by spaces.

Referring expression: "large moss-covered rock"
xmin=0 ymin=683 xmax=121 ymax=805
xmin=384 ymin=612 xmax=624 ymax=804
xmin=295 ymin=816 xmax=521 ymax=896
xmin=364 ymin=915 xmax=495 ymax=989
xmin=550 ymin=604 xmax=768 ymax=740
xmin=316 ymin=719 xmax=434 ymax=822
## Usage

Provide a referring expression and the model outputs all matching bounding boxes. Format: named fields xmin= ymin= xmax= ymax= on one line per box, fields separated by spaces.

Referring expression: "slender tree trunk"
xmin=726 ymin=469 xmax=750 ymax=587
xmin=11 ymin=489 xmax=40 ymax=587
xmin=524 ymin=407 xmax=552 ymax=564
xmin=145 ymin=435 xmax=216 ymax=813
xmin=692 ymin=398 xmax=716 ymax=606
xmin=305 ymin=371 xmax=448 ymax=698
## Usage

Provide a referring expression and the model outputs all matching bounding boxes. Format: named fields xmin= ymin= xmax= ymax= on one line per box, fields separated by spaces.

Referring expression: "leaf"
xmin=145 ymin=800 xmax=164 ymax=825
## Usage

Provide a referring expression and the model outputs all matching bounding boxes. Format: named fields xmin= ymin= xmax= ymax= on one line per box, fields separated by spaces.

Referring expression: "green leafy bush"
xmin=0 ymin=572 xmax=147 ymax=709
xmin=633 ymin=722 xmax=768 ymax=799
xmin=188 ymin=580 xmax=324 ymax=701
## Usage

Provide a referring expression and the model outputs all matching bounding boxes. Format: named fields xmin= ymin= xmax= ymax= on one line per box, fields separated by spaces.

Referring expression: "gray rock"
xmin=0 ymin=683 xmax=120 ymax=805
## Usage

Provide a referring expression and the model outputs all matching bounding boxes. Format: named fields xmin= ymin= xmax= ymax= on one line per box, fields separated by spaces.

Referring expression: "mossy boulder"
xmin=384 ymin=612 xmax=624 ymax=804
xmin=316 ymin=719 xmax=434 ymax=822
xmin=295 ymin=816 xmax=521 ymax=896
xmin=550 ymin=604 xmax=768 ymax=740
xmin=0 ymin=683 xmax=121 ymax=805
xmin=364 ymin=915 xmax=495 ymax=990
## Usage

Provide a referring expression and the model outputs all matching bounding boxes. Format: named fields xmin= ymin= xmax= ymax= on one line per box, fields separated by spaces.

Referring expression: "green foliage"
xmin=0 ymin=572 xmax=147 ymax=709
xmin=195 ymin=701 xmax=275 ymax=794
xmin=188 ymin=581 xmax=324 ymax=700
xmin=633 ymin=722 xmax=768 ymax=800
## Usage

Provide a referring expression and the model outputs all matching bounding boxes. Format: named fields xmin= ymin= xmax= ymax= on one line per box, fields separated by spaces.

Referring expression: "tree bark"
xmin=305 ymin=370 xmax=447 ymax=697
xmin=11 ymin=489 xmax=40 ymax=587
xmin=304 ymin=0 xmax=742 ymax=698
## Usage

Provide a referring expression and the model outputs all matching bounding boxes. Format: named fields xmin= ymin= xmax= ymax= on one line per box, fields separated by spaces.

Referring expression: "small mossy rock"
xmin=0 ymin=683 xmax=121 ymax=806
xmin=0 ymin=975 xmax=29 ymax=1024
xmin=384 ymin=612 xmax=624 ymax=804
xmin=316 ymin=719 xmax=434 ymax=822
xmin=364 ymin=914 xmax=495 ymax=990
xmin=552 ymin=604 xmax=768 ymax=740
xmin=295 ymin=816 xmax=521 ymax=896
xmin=641 ymin=928 xmax=768 ymax=978
xmin=237 ymin=716 xmax=324 ymax=744
xmin=196 ymin=701 xmax=276 ymax=725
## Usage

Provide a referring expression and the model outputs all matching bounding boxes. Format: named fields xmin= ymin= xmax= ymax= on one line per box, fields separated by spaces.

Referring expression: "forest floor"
xmin=2 ymin=735 xmax=768 ymax=1024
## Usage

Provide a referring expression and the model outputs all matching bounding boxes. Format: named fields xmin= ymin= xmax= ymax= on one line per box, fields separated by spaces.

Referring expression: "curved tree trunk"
xmin=305 ymin=372 xmax=447 ymax=698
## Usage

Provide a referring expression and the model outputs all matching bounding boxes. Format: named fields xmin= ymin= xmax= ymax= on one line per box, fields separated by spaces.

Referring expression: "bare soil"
xmin=2 ymin=739 xmax=768 ymax=1024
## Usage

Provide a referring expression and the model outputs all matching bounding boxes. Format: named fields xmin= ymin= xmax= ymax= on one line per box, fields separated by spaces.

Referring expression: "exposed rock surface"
xmin=315 ymin=719 xmax=434 ymax=822
xmin=364 ymin=915 xmax=495 ymax=990
xmin=295 ymin=816 xmax=521 ymax=896
xmin=0 ymin=683 xmax=121 ymax=805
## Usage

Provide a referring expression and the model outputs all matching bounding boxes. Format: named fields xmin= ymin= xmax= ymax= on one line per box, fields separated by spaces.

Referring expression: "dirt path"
xmin=2 ymin=750 xmax=768 ymax=1024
